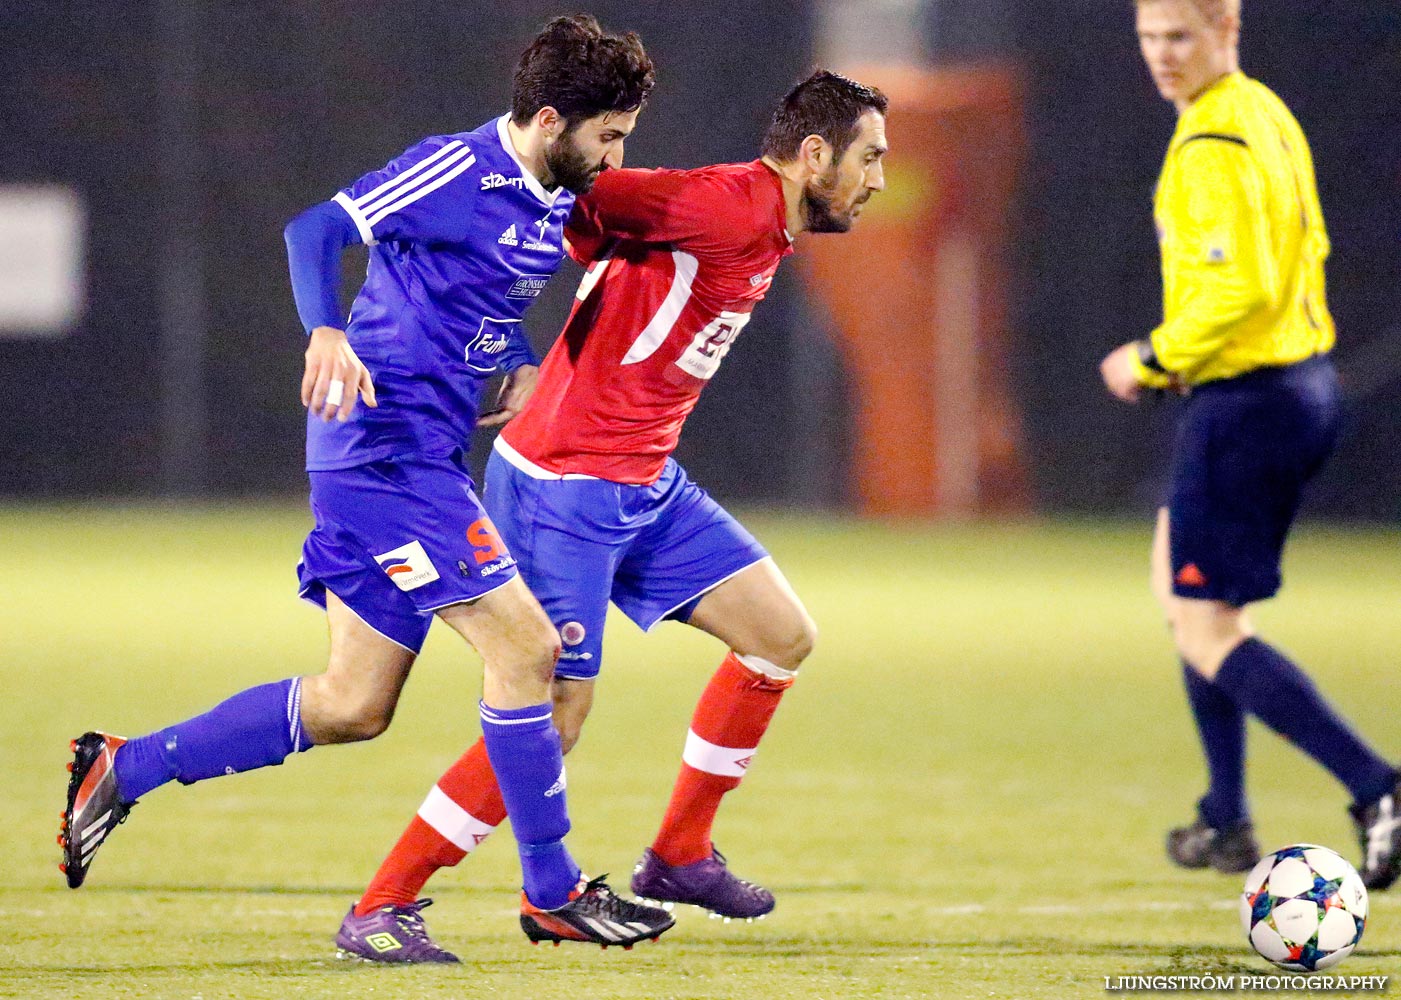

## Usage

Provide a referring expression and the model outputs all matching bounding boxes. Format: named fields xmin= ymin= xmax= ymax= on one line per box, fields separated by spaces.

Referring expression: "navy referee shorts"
xmin=1167 ymin=355 xmax=1340 ymax=606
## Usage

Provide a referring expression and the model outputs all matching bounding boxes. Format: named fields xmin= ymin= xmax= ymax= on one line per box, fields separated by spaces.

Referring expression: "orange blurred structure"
xmin=799 ymin=65 xmax=1029 ymax=517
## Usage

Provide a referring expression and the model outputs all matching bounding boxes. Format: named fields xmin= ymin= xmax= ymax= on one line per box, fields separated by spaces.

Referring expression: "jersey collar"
xmin=495 ymin=115 xmax=566 ymax=207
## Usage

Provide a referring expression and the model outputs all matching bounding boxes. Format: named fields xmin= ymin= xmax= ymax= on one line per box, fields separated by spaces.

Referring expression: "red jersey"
xmin=499 ymin=160 xmax=794 ymax=484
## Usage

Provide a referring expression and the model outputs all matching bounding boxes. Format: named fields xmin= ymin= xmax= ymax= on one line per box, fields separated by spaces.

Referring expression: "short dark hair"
xmin=511 ymin=14 xmax=655 ymax=127
xmin=760 ymin=70 xmax=888 ymax=162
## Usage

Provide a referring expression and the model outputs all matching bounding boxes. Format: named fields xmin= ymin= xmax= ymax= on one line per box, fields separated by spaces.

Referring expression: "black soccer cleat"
xmin=60 ymin=732 xmax=133 ymax=889
xmin=519 ymin=875 xmax=675 ymax=948
xmin=1166 ymin=815 xmax=1260 ymax=873
xmin=1351 ymin=776 xmax=1401 ymax=891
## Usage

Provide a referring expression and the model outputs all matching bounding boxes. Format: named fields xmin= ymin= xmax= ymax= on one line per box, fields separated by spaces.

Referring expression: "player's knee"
xmin=497 ymin=624 xmax=561 ymax=688
xmin=1170 ymin=607 xmax=1245 ymax=678
xmin=772 ymin=611 xmax=817 ymax=669
xmin=302 ymin=683 xmax=395 ymax=743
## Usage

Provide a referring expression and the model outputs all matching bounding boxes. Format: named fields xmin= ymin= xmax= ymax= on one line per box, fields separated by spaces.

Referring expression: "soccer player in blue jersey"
xmin=60 ymin=14 xmax=676 ymax=953
xmin=1101 ymin=0 xmax=1401 ymax=888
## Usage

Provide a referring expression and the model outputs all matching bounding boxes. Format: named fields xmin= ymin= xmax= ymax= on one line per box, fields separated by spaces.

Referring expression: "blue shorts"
xmin=484 ymin=443 xmax=769 ymax=680
xmin=298 ymin=454 xmax=518 ymax=653
xmin=1168 ymin=355 xmax=1340 ymax=606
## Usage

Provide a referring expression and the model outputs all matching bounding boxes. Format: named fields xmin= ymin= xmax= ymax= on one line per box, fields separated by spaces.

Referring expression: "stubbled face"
xmin=1136 ymin=0 xmax=1236 ymax=112
xmin=545 ymin=107 xmax=640 ymax=194
xmin=802 ymin=110 xmax=888 ymax=234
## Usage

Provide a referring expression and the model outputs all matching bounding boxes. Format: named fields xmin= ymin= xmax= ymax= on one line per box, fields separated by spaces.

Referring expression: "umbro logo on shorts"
xmin=375 ymin=540 xmax=441 ymax=592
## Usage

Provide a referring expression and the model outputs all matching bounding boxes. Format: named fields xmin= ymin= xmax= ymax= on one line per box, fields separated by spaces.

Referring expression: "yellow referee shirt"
xmin=1144 ymin=72 xmax=1334 ymax=385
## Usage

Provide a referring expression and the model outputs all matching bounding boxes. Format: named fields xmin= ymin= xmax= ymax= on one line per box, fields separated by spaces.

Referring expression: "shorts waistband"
xmin=1194 ymin=354 xmax=1332 ymax=393
xmin=492 ymin=436 xmax=600 ymax=481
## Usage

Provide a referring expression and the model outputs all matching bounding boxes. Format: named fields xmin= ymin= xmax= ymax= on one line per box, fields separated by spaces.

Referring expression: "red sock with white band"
xmin=651 ymin=651 xmax=795 ymax=866
xmin=356 ymin=738 xmax=505 ymax=914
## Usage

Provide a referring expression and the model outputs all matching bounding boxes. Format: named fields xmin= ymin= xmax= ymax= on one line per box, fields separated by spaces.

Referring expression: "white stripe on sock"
xmin=681 ymin=730 xmax=757 ymax=779
xmin=417 ymin=785 xmax=498 ymax=853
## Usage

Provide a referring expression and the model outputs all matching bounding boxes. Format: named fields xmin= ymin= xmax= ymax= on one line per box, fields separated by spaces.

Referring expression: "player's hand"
xmin=477 ymin=364 xmax=539 ymax=427
xmin=1100 ymin=342 xmax=1147 ymax=403
xmin=303 ymin=326 xmax=377 ymax=422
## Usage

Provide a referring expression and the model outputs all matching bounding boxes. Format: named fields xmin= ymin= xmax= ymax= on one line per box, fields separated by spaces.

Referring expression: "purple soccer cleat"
xmin=334 ymin=898 xmax=460 ymax=964
xmin=631 ymin=846 xmax=775 ymax=921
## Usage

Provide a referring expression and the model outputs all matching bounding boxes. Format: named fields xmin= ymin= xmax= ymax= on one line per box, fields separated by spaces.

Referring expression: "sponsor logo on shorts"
xmin=558 ymin=649 xmax=593 ymax=662
xmin=479 ymin=555 xmax=516 ymax=576
xmin=1175 ymin=562 xmax=1208 ymax=588
xmin=559 ymin=621 xmax=586 ymax=646
xmin=374 ymin=540 xmax=441 ymax=592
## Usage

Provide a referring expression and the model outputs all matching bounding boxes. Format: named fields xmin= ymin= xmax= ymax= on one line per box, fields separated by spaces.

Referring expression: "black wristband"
xmin=1135 ymin=339 xmax=1167 ymax=373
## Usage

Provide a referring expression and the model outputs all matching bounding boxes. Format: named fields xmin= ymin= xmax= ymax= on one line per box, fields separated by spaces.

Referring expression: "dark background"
xmin=3 ymin=2 xmax=1398 ymax=517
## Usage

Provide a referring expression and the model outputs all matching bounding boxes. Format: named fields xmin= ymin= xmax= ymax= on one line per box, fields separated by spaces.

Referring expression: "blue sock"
xmin=479 ymin=701 xmax=579 ymax=909
xmin=1182 ymin=661 xmax=1248 ymax=828
xmin=112 ymin=678 xmax=316 ymax=803
xmin=1214 ymin=638 xmax=1396 ymax=805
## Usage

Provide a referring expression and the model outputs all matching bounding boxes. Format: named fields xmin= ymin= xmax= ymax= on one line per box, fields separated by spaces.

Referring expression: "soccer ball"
xmin=1240 ymin=844 xmax=1367 ymax=972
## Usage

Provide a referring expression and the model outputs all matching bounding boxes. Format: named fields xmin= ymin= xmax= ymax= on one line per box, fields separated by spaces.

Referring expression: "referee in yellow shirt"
xmin=1100 ymin=0 xmax=1401 ymax=888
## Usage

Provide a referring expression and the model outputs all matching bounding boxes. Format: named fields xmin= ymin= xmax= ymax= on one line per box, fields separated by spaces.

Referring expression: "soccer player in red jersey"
xmin=337 ymin=71 xmax=888 ymax=957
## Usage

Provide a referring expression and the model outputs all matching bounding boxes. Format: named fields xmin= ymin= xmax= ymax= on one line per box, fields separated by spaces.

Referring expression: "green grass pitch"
xmin=2 ymin=505 xmax=1398 ymax=998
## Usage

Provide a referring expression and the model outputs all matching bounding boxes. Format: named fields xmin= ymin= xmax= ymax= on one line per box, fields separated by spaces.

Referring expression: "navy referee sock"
xmin=1182 ymin=661 xmax=1248 ymax=829
xmin=1214 ymin=638 xmax=1396 ymax=806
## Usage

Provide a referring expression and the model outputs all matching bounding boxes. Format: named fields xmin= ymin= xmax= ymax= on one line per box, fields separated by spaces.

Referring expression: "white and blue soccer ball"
xmin=1240 ymin=844 xmax=1367 ymax=972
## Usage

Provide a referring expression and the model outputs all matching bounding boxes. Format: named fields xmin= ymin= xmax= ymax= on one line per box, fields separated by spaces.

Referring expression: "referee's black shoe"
xmin=1166 ymin=815 xmax=1259 ymax=874
xmin=1351 ymin=776 xmax=1401 ymax=891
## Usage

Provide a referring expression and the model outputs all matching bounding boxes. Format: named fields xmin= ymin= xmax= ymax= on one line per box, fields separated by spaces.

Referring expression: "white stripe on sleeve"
xmin=359 ymin=144 xmax=475 ymax=217
xmin=353 ymin=140 xmax=465 ymax=208
xmin=364 ymin=152 xmax=477 ymax=229
xmin=332 ymin=191 xmax=375 ymax=245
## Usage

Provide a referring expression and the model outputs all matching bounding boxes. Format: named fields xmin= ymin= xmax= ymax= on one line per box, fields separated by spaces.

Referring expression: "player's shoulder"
xmin=681 ymin=160 xmax=777 ymax=196
xmin=394 ymin=117 xmax=505 ymax=170
xmin=1166 ymin=82 xmax=1254 ymax=182
xmin=677 ymin=160 xmax=783 ymax=235
xmin=1176 ymin=74 xmax=1296 ymax=151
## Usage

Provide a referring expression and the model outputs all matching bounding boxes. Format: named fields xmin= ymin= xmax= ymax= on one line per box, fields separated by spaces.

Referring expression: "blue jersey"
xmin=306 ymin=115 xmax=575 ymax=471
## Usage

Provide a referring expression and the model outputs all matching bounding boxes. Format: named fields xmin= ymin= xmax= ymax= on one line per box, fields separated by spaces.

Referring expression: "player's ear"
xmin=536 ymin=106 xmax=564 ymax=138
xmin=799 ymin=134 xmax=832 ymax=174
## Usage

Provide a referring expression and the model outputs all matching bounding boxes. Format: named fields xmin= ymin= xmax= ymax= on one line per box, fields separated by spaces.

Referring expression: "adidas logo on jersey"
xmin=498 ymin=225 xmax=520 ymax=246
